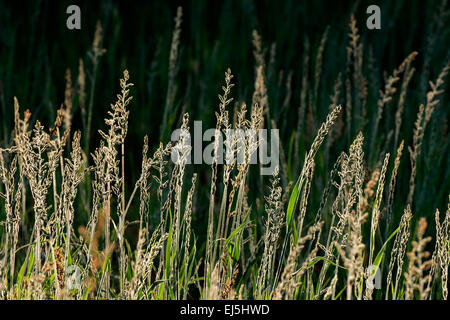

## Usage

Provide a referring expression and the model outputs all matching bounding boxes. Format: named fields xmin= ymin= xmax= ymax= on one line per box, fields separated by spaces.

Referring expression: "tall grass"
xmin=0 ymin=4 xmax=449 ymax=300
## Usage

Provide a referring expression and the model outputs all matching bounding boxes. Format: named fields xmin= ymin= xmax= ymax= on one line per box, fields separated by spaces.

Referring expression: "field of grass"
xmin=0 ymin=0 xmax=449 ymax=300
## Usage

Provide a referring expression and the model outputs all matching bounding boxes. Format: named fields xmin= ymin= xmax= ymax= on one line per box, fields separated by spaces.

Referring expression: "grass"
xmin=0 ymin=1 xmax=449 ymax=300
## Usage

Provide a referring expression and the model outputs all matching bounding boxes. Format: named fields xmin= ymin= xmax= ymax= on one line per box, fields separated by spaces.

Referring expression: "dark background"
xmin=2 ymin=0 xmax=447 ymax=145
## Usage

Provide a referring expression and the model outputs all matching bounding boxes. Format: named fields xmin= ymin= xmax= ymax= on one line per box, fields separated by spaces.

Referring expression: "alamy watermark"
xmin=66 ymin=5 xmax=81 ymax=30
xmin=170 ymin=121 xmax=279 ymax=176
xmin=66 ymin=4 xmax=381 ymax=30
xmin=366 ymin=265 xmax=382 ymax=290
xmin=366 ymin=5 xmax=381 ymax=29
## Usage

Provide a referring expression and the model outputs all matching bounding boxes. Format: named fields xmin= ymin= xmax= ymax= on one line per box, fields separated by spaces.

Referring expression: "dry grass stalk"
xmin=347 ymin=15 xmax=368 ymax=120
xmin=394 ymin=61 xmax=415 ymax=150
xmin=314 ymin=27 xmax=329 ymax=105
xmin=160 ymin=6 xmax=183 ymax=138
xmin=205 ymin=68 xmax=234 ymax=295
xmin=273 ymin=222 xmax=323 ymax=300
xmin=368 ymin=153 xmax=390 ymax=266
xmin=86 ymin=21 xmax=106 ymax=149
xmin=294 ymin=37 xmax=310 ymax=165
xmin=408 ymin=62 xmax=450 ymax=205
xmin=407 ymin=105 xmax=425 ymax=205
xmin=404 ymin=217 xmax=433 ymax=300
xmin=252 ymin=30 xmax=265 ymax=70
xmin=61 ymin=132 xmax=85 ymax=263
xmin=370 ymin=52 xmax=417 ymax=159
xmin=327 ymin=74 xmax=344 ymax=150
xmin=15 ymin=120 xmax=62 ymax=274
xmin=94 ymin=69 xmax=133 ymax=296
xmin=78 ymin=59 xmax=86 ymax=126
xmin=429 ymin=200 xmax=449 ymax=299
xmin=386 ymin=205 xmax=412 ymax=299
xmin=385 ymin=141 xmax=404 ymax=230
xmin=256 ymin=167 xmax=284 ymax=298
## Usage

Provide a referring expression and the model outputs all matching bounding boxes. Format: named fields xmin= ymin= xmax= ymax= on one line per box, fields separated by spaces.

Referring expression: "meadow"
xmin=0 ymin=0 xmax=449 ymax=300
